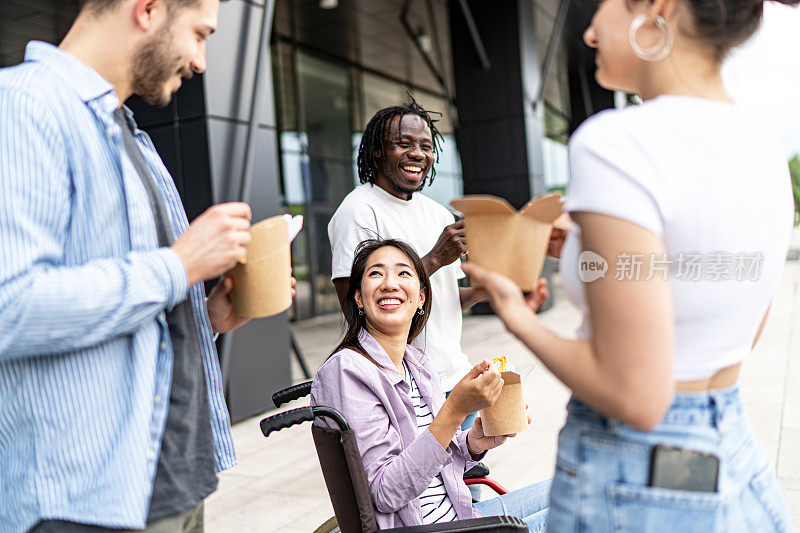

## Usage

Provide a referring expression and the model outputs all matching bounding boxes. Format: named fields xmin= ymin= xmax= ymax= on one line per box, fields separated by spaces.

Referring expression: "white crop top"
xmin=560 ymin=95 xmax=794 ymax=380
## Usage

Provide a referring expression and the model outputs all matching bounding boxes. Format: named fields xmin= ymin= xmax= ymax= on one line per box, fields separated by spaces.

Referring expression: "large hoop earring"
xmin=629 ymin=15 xmax=673 ymax=62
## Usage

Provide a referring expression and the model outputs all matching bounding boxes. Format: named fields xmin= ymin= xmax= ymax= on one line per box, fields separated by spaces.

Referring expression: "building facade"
xmin=0 ymin=0 xmax=612 ymax=420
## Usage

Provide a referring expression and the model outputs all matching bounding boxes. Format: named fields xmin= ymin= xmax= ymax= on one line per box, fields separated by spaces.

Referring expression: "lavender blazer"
xmin=310 ymin=329 xmax=485 ymax=528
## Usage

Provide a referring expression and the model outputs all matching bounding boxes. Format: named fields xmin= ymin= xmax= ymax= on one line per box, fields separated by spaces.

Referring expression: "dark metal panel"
xmin=224 ymin=313 xmax=291 ymax=422
xmin=178 ymin=119 xmax=215 ymax=223
xmin=449 ymin=0 xmax=532 ymax=209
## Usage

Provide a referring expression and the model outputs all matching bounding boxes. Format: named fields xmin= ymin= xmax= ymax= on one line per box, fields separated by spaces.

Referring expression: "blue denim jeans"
xmin=473 ymin=478 xmax=551 ymax=532
xmin=548 ymin=386 xmax=792 ymax=532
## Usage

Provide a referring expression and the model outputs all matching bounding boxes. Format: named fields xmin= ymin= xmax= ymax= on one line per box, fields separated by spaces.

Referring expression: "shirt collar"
xmin=357 ymin=328 xmax=427 ymax=385
xmin=116 ymin=104 xmax=142 ymax=134
xmin=369 ymin=183 xmax=419 ymax=207
xmin=25 ymin=41 xmax=118 ymax=107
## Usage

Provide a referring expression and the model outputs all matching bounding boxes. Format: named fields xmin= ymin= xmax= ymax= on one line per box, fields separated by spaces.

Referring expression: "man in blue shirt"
xmin=0 ymin=0 xmax=281 ymax=531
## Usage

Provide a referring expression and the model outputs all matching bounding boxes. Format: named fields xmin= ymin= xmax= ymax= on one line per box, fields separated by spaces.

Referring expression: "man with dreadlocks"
xmin=329 ymin=99 xmax=481 ymax=401
xmin=329 ymin=100 xmax=550 ymax=505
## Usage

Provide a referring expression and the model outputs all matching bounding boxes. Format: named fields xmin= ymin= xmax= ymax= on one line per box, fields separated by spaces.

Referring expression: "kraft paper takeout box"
xmin=479 ymin=371 xmax=528 ymax=437
xmin=231 ymin=215 xmax=292 ymax=318
xmin=450 ymin=195 xmax=562 ymax=291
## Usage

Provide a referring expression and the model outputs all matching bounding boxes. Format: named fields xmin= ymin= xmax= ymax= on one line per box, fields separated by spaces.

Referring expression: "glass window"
xmin=542 ymin=137 xmax=569 ymax=192
xmin=273 ymin=1 xmax=463 ymax=318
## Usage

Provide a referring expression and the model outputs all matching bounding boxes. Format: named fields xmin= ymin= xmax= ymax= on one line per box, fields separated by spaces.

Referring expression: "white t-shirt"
xmin=328 ymin=184 xmax=471 ymax=390
xmin=561 ymin=95 xmax=794 ymax=381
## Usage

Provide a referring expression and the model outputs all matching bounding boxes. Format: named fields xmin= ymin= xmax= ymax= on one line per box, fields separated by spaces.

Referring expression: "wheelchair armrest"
xmin=380 ymin=516 xmax=526 ymax=532
xmin=463 ymin=463 xmax=490 ymax=479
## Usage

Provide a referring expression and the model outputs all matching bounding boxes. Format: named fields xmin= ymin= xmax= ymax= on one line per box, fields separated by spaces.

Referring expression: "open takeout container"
xmin=230 ymin=215 xmax=293 ymax=318
xmin=479 ymin=371 xmax=527 ymax=437
xmin=450 ymin=195 xmax=562 ymax=291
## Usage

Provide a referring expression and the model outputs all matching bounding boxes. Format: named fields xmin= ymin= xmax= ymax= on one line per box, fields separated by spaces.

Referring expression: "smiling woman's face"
xmin=355 ymin=246 xmax=426 ymax=338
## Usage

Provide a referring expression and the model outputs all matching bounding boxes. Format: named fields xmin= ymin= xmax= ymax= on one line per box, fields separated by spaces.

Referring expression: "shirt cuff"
xmin=158 ymin=247 xmax=189 ymax=309
xmin=401 ymin=428 xmax=453 ymax=480
xmin=456 ymin=429 xmax=486 ymax=466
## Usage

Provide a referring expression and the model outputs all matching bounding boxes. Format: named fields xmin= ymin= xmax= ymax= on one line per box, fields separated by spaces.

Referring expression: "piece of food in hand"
xmin=491 ymin=352 xmax=515 ymax=373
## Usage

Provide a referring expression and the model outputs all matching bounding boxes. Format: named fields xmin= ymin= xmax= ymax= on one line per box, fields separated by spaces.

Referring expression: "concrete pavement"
xmin=205 ymin=263 xmax=800 ymax=532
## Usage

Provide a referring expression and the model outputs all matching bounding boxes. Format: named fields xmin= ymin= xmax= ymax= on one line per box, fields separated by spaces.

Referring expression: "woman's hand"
xmin=445 ymin=360 xmax=504 ymax=419
xmin=466 ymin=406 xmax=532 ymax=456
xmin=461 ymin=263 xmax=538 ymax=334
xmin=429 ymin=360 xmax=503 ymax=451
xmin=466 ymin=417 xmax=507 ymax=455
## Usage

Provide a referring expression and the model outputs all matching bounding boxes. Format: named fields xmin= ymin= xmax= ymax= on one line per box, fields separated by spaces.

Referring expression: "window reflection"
xmin=273 ymin=1 xmax=463 ymax=319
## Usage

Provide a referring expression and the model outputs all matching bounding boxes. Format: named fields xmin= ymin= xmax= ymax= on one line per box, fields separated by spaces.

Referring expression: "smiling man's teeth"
xmin=402 ymin=165 xmax=422 ymax=173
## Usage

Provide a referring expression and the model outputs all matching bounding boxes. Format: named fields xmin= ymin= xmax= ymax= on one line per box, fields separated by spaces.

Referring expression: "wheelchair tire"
xmin=313 ymin=516 xmax=339 ymax=533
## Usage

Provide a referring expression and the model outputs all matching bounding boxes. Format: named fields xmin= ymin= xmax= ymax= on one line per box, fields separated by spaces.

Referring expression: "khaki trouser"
xmin=29 ymin=503 xmax=203 ymax=533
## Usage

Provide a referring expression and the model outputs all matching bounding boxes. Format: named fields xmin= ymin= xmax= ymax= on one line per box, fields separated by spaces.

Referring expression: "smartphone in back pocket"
xmin=648 ymin=444 xmax=720 ymax=492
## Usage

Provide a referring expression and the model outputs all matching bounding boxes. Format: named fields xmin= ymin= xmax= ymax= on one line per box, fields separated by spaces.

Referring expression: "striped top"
xmin=0 ymin=42 xmax=236 ymax=532
xmin=404 ymin=361 xmax=458 ymax=524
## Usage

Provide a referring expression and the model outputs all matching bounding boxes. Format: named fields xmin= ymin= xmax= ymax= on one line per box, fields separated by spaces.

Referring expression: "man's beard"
xmin=379 ymin=159 xmax=427 ymax=197
xmin=130 ymin=24 xmax=187 ymax=107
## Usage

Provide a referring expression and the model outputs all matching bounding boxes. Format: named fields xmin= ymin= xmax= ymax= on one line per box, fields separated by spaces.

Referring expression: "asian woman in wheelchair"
xmin=310 ymin=238 xmax=551 ymax=531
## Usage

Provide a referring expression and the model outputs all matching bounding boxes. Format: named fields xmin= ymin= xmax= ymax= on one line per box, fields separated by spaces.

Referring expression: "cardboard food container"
xmin=230 ymin=215 xmax=292 ymax=318
xmin=450 ymin=195 xmax=562 ymax=291
xmin=479 ymin=371 xmax=527 ymax=437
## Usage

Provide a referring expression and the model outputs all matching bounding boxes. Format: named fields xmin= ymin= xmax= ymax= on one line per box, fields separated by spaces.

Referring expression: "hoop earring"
xmin=629 ymin=15 xmax=673 ymax=62
xmin=417 ymin=308 xmax=425 ymax=315
xmin=358 ymin=308 xmax=364 ymax=315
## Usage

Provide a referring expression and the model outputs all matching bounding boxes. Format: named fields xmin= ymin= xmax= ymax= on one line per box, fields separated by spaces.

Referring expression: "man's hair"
xmin=356 ymin=94 xmax=443 ymax=188
xmin=79 ymin=0 xmax=225 ymax=15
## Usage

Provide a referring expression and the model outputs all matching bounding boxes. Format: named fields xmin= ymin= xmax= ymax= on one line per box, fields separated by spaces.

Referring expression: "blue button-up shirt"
xmin=0 ymin=42 xmax=236 ymax=532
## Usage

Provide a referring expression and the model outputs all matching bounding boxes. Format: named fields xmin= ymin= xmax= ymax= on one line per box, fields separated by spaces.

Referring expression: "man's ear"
xmin=373 ymin=148 xmax=382 ymax=160
xmin=133 ymin=0 xmax=166 ymax=32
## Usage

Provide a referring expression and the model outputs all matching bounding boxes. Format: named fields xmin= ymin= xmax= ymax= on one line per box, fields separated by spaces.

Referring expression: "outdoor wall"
xmin=448 ymin=0 xmax=546 ymax=210
xmin=204 ymin=0 xmax=290 ymax=422
xmin=0 ymin=0 xmax=292 ymax=422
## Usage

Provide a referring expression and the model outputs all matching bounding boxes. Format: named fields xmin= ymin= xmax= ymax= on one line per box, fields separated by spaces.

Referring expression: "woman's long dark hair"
xmin=330 ymin=239 xmax=433 ymax=367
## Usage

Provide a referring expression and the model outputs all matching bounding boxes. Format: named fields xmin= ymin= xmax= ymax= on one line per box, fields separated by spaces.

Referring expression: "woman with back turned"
xmin=463 ymin=0 xmax=798 ymax=531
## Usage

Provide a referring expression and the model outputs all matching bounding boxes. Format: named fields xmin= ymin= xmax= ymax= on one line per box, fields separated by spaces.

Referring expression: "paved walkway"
xmin=205 ymin=264 xmax=800 ymax=532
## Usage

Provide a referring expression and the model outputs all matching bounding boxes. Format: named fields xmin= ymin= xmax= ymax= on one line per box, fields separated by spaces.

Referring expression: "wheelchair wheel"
xmin=313 ymin=516 xmax=339 ymax=533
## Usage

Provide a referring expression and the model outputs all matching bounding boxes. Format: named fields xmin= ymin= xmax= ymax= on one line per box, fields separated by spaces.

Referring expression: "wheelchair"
xmin=260 ymin=381 xmax=526 ymax=533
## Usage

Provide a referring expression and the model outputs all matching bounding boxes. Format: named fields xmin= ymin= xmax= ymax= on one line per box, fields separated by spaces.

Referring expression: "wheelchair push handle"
xmin=260 ymin=407 xmax=315 ymax=437
xmin=261 ymin=405 xmax=350 ymax=438
xmin=272 ymin=381 xmax=313 ymax=408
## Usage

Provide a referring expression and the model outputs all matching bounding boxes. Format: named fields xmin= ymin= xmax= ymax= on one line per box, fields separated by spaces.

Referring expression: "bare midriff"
xmin=675 ymin=362 xmax=742 ymax=392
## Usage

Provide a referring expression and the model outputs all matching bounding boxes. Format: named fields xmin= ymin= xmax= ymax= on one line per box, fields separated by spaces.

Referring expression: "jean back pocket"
xmin=608 ymin=482 xmax=723 ymax=533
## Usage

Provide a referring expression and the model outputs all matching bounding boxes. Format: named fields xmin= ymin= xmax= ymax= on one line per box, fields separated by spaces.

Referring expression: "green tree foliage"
xmin=790 ymin=154 xmax=800 ymax=226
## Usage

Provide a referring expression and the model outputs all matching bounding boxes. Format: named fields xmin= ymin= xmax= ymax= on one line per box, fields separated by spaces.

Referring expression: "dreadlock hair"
xmin=356 ymin=94 xmax=443 ymax=189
